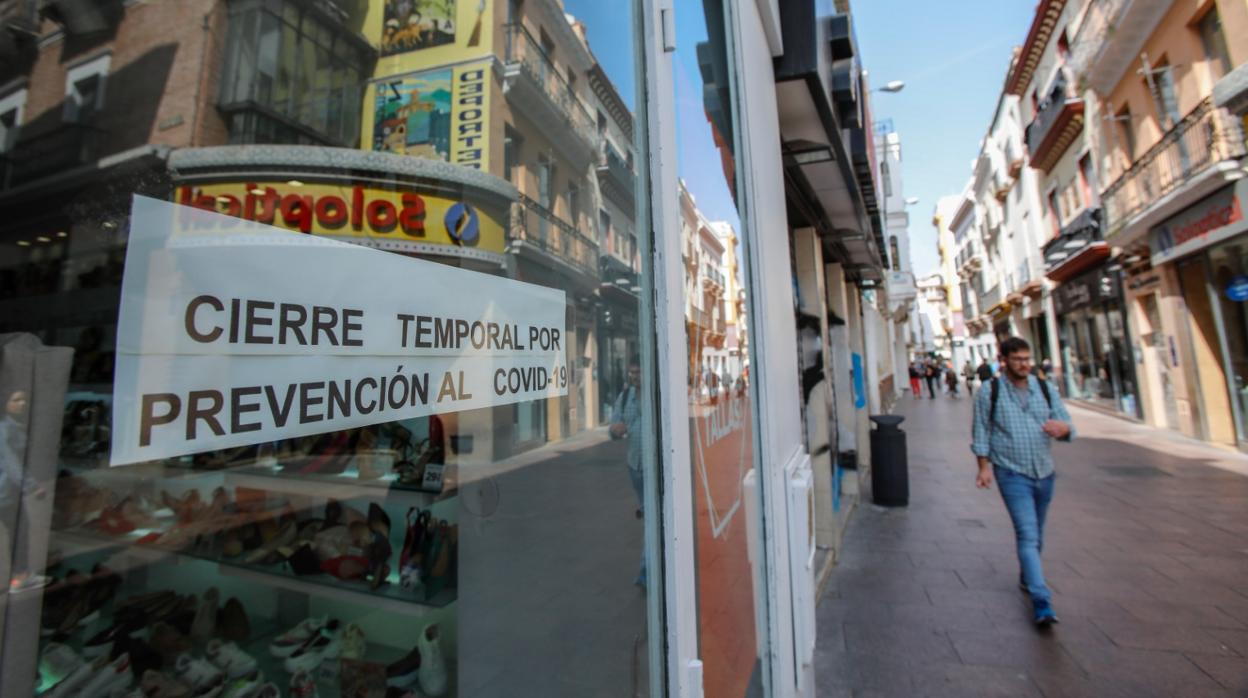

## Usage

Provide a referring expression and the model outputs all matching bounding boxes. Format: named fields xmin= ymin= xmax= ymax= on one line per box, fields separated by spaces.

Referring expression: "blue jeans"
xmin=994 ymin=466 xmax=1054 ymax=604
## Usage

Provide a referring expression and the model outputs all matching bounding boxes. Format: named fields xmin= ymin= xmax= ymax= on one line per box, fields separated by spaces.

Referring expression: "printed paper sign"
xmin=111 ymin=196 xmax=566 ymax=465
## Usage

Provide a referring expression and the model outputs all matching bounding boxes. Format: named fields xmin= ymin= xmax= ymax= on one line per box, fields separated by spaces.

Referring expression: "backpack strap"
xmin=1038 ymin=378 xmax=1052 ymax=414
xmin=990 ymin=376 xmax=999 ymax=426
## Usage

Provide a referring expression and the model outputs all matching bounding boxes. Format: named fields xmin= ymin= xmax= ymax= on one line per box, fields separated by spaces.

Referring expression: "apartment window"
xmin=1197 ymin=6 xmax=1232 ymax=80
xmin=64 ymin=54 xmax=111 ymax=123
xmin=880 ymin=161 xmax=892 ymax=197
xmin=219 ymin=0 xmax=370 ymax=147
xmin=1117 ymin=105 xmax=1136 ymax=159
xmin=597 ymin=110 xmax=607 ymax=136
xmin=504 ymin=125 xmax=522 ymax=182
xmin=1078 ymin=153 xmax=1097 ymax=207
xmin=889 ymin=235 xmax=900 ymax=271
xmin=1047 ymin=189 xmax=1061 ymax=235
xmin=599 ymin=208 xmax=611 ymax=248
xmin=0 ymin=88 xmax=26 ymax=153
xmin=1056 ymin=30 xmax=1070 ymax=62
xmin=1146 ymin=58 xmax=1181 ymax=129
xmin=567 ymin=183 xmax=581 ymax=227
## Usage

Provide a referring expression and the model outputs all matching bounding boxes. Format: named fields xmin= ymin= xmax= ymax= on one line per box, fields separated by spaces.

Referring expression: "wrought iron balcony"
xmin=509 ymin=193 xmax=598 ymax=278
xmin=1102 ymin=98 xmax=1247 ymax=241
xmin=502 ymin=23 xmax=599 ymax=166
xmin=1 ymin=124 xmax=104 ymax=189
xmin=1025 ymin=70 xmax=1084 ymax=173
xmin=596 ymin=142 xmax=636 ymax=214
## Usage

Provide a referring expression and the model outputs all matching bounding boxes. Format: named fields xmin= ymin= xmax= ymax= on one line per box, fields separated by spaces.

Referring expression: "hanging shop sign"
xmin=175 ymin=181 xmax=505 ymax=257
xmin=1150 ymin=179 xmax=1248 ymax=266
xmin=110 ymin=196 xmax=566 ymax=466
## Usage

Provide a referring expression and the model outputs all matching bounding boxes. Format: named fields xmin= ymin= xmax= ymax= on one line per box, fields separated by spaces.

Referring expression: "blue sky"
xmin=851 ymin=0 xmax=1038 ymax=277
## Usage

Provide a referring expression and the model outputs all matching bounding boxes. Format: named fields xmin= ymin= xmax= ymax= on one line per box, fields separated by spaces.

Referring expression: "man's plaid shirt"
xmin=971 ymin=375 xmax=1075 ymax=479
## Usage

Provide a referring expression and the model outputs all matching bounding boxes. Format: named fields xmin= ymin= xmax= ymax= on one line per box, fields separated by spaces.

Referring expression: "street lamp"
xmin=878 ymin=80 xmax=905 ymax=93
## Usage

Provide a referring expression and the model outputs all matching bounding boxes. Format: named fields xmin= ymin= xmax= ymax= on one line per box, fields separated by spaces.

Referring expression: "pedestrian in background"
xmin=971 ymin=337 xmax=1075 ymax=626
xmin=976 ymin=357 xmax=993 ymax=388
xmin=924 ymin=359 xmax=938 ymax=399
xmin=962 ymin=360 xmax=975 ymax=394
xmin=945 ymin=362 xmax=960 ymax=398
xmin=909 ymin=362 xmax=922 ymax=398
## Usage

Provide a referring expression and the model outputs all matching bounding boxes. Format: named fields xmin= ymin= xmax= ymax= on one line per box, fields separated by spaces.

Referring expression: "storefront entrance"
xmin=1054 ymin=268 xmax=1141 ymax=417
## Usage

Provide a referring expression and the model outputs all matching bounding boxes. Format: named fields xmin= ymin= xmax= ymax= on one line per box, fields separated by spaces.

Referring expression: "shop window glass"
xmin=0 ymin=1 xmax=656 ymax=697
xmin=1208 ymin=242 xmax=1248 ymax=441
xmin=672 ymin=0 xmax=765 ymax=695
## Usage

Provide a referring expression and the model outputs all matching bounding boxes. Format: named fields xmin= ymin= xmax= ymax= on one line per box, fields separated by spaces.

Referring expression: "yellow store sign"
xmin=176 ymin=181 xmax=505 ymax=255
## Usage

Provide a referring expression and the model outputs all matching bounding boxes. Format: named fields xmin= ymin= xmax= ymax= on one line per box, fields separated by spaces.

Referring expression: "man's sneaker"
xmin=174 ymin=653 xmax=226 ymax=697
xmin=78 ymin=653 xmax=133 ymax=697
xmin=283 ymin=620 xmax=342 ymax=674
xmin=268 ymin=616 xmax=327 ymax=658
xmin=1033 ymin=600 xmax=1059 ymax=627
xmin=206 ymin=640 xmax=258 ymax=680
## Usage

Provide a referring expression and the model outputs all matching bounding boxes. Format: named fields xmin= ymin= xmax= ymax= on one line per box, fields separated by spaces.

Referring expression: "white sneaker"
xmin=206 ymin=640 xmax=258 ymax=680
xmin=282 ymin=620 xmax=342 ymax=675
xmin=78 ymin=653 xmax=134 ymax=698
xmin=268 ymin=616 xmax=327 ymax=658
xmin=38 ymin=643 xmax=81 ymax=690
xmin=417 ymin=623 xmax=448 ymax=697
xmin=45 ymin=660 xmax=94 ymax=698
xmin=221 ymin=672 xmax=266 ymax=698
xmin=175 ymin=653 xmax=226 ymax=697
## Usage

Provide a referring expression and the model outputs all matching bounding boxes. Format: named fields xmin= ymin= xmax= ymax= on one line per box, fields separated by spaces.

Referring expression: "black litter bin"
xmin=869 ymin=415 xmax=908 ymax=506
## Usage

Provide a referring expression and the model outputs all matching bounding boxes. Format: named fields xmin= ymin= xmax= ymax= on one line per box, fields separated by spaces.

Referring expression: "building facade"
xmin=0 ymin=1 xmax=896 ymax=697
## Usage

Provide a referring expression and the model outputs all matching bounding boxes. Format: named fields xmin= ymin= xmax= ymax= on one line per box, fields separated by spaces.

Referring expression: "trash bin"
xmin=869 ymin=415 xmax=908 ymax=507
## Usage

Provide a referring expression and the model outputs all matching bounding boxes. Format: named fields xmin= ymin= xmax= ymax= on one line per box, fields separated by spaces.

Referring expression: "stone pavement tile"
xmin=1061 ymin=560 xmax=1182 ymax=587
xmin=1123 ymin=600 xmax=1246 ymax=629
xmin=883 ymin=601 xmax=999 ymax=633
xmin=1030 ymin=672 xmax=1228 ymax=698
xmin=1040 ymin=594 xmax=1136 ymax=622
xmin=1212 ymin=602 xmax=1248 ymax=626
xmin=1064 ymin=643 xmax=1227 ymax=694
xmin=811 ymin=644 xmax=917 ymax=695
xmin=907 ymin=663 xmax=1044 ymax=697
xmin=836 ymin=550 xmax=915 ymax=571
xmin=1137 ymin=579 xmax=1248 ymax=608
xmin=1204 ymin=628 xmax=1248 ymax=656
xmin=925 ymin=586 xmax=1031 ymax=615
xmin=842 ymin=624 xmax=960 ymax=665
xmin=1088 ymin=616 xmax=1238 ymax=655
xmin=1186 ymin=653 xmax=1248 ymax=692
xmin=831 ymin=566 xmax=966 ymax=593
xmin=946 ymin=629 xmax=1085 ymax=676
xmin=1172 ymin=554 xmax=1248 ymax=579
xmin=1041 ymin=575 xmax=1154 ymax=602
xmin=908 ymin=551 xmax=996 ymax=572
xmin=815 ymin=597 xmax=892 ymax=632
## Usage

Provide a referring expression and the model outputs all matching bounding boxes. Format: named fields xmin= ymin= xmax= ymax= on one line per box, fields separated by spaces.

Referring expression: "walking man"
xmin=976 ymin=357 xmax=994 ymax=388
xmin=908 ymin=362 xmax=922 ymax=399
xmin=924 ymin=360 xmax=938 ymax=399
xmin=971 ymin=337 xmax=1074 ymax=626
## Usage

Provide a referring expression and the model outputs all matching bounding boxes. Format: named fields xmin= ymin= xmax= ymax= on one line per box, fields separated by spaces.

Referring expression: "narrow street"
xmin=815 ymin=391 xmax=1248 ymax=697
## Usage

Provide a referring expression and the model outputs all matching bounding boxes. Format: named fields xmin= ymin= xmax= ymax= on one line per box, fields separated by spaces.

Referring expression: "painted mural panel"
xmin=373 ymin=70 xmax=454 ymax=159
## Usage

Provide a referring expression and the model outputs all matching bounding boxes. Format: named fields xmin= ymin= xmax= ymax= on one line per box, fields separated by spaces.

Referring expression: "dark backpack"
xmin=989 ymin=376 xmax=1051 ymax=426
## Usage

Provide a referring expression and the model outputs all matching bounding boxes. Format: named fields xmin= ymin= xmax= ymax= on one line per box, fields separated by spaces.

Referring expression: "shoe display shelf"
xmin=224 ymin=463 xmax=454 ymax=509
xmin=51 ymin=523 xmax=457 ymax=617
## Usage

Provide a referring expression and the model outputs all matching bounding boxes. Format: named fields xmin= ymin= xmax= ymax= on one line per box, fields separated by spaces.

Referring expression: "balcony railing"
xmin=2 ymin=124 xmax=104 ymax=189
xmin=702 ymin=267 xmax=725 ymax=290
xmin=503 ymin=23 xmax=598 ymax=152
xmin=597 ymin=141 xmax=636 ymax=211
xmin=509 ymin=193 xmax=599 ymax=277
xmin=1025 ymin=69 xmax=1084 ymax=172
xmin=1102 ymin=98 xmax=1247 ymax=240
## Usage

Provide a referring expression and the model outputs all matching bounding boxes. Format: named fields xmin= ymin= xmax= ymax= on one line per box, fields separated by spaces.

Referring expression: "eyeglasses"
xmin=1005 ymin=356 xmax=1033 ymax=364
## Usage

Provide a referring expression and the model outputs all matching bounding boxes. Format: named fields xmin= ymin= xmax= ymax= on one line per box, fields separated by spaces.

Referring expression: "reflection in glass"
xmin=0 ymin=0 xmax=652 ymax=695
xmin=673 ymin=0 xmax=764 ymax=695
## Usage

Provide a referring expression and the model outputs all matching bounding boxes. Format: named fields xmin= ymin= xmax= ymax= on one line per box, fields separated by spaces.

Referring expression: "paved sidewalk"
xmin=814 ymin=389 xmax=1248 ymax=697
